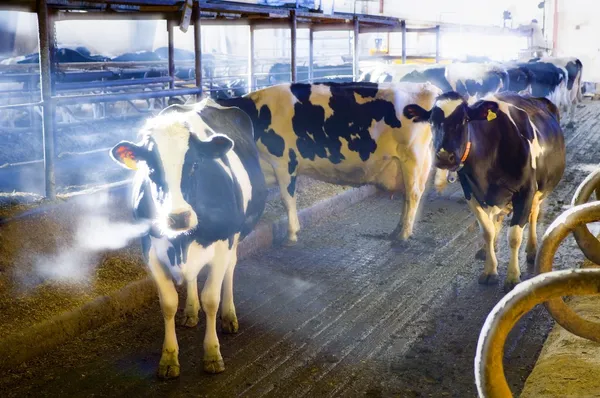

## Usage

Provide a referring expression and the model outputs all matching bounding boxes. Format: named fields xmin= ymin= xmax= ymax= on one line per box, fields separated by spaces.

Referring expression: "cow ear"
xmin=196 ymin=134 xmax=234 ymax=159
xmin=403 ymin=104 xmax=431 ymax=123
xmin=110 ymin=141 xmax=144 ymax=170
xmin=198 ymin=104 xmax=254 ymax=140
xmin=467 ymin=101 xmax=499 ymax=122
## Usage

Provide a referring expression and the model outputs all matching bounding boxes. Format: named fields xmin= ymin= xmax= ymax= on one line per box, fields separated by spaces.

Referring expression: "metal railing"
xmin=475 ymin=168 xmax=600 ymax=397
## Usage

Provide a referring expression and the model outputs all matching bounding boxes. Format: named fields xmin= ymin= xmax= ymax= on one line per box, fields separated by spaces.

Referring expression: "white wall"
xmin=554 ymin=0 xmax=600 ymax=82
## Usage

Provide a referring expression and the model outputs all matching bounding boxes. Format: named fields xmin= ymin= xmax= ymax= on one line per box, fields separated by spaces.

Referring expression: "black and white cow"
xmin=515 ymin=61 xmax=569 ymax=111
xmin=361 ymin=63 xmax=509 ymax=99
xmin=404 ymin=91 xmax=565 ymax=291
xmin=531 ymin=57 xmax=583 ymax=126
xmin=110 ymin=99 xmax=267 ymax=378
xmin=217 ymin=82 xmax=443 ymax=244
xmin=505 ymin=63 xmax=535 ymax=95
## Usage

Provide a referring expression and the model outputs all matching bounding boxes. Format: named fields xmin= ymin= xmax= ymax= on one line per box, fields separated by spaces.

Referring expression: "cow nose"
xmin=168 ymin=211 xmax=191 ymax=230
xmin=436 ymin=151 xmax=455 ymax=164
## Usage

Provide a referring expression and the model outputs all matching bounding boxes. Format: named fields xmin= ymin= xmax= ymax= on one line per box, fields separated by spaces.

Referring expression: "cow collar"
xmin=454 ymin=126 xmax=472 ymax=173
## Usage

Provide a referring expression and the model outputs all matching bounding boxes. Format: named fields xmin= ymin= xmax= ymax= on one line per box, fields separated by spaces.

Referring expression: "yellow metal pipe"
xmin=475 ymin=269 xmax=600 ymax=398
xmin=571 ymin=167 xmax=600 ymax=264
xmin=535 ymin=201 xmax=600 ymax=342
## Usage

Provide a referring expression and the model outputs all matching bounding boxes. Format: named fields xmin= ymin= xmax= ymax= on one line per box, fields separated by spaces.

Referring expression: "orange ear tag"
xmin=487 ymin=109 xmax=497 ymax=122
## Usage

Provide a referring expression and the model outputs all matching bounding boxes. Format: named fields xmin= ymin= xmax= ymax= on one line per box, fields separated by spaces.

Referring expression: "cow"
xmin=514 ymin=61 xmax=569 ymax=115
xmin=360 ymin=63 xmax=509 ymax=99
xmin=109 ymin=98 xmax=267 ymax=378
xmin=216 ymin=82 xmax=443 ymax=244
xmin=531 ymin=57 xmax=583 ymax=127
xmin=505 ymin=63 xmax=535 ymax=95
xmin=403 ymin=91 xmax=565 ymax=292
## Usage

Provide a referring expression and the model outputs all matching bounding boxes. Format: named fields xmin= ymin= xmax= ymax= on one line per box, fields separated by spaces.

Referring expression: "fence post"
xmin=167 ymin=18 xmax=175 ymax=90
xmin=37 ymin=0 xmax=56 ymax=199
xmin=248 ymin=23 xmax=255 ymax=91
xmin=401 ymin=20 xmax=407 ymax=64
xmin=435 ymin=25 xmax=441 ymax=63
xmin=308 ymin=25 xmax=314 ymax=83
xmin=353 ymin=16 xmax=359 ymax=80
xmin=290 ymin=10 xmax=297 ymax=83
xmin=193 ymin=1 xmax=202 ymax=100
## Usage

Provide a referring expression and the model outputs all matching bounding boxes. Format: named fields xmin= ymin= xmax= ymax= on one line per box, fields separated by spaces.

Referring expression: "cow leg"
xmin=391 ymin=150 xmax=425 ymax=241
xmin=505 ymin=225 xmax=524 ymax=292
xmin=182 ymin=276 xmax=200 ymax=328
xmin=148 ymin=248 xmax=180 ymax=379
xmin=493 ymin=213 xmax=506 ymax=249
xmin=567 ymin=103 xmax=576 ymax=128
xmin=505 ymin=189 xmax=534 ymax=291
xmin=201 ymin=242 xmax=230 ymax=374
xmin=221 ymin=239 xmax=239 ymax=334
xmin=526 ymin=192 xmax=543 ymax=264
xmin=273 ymin=166 xmax=300 ymax=245
xmin=475 ymin=215 xmax=503 ymax=261
xmin=467 ymin=199 xmax=499 ymax=285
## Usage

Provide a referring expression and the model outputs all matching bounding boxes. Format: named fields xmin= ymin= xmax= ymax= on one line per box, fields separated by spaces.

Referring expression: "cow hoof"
xmin=284 ymin=238 xmax=298 ymax=247
xmin=526 ymin=251 xmax=536 ymax=264
xmin=204 ymin=358 xmax=225 ymax=374
xmin=157 ymin=364 xmax=180 ymax=379
xmin=181 ymin=315 xmax=199 ymax=328
xmin=158 ymin=353 xmax=180 ymax=379
xmin=475 ymin=248 xmax=486 ymax=261
xmin=478 ymin=273 xmax=499 ymax=285
xmin=221 ymin=316 xmax=239 ymax=334
xmin=503 ymin=278 xmax=521 ymax=293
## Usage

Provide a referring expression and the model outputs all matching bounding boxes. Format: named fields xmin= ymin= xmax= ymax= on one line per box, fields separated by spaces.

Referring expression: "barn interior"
xmin=0 ymin=1 xmax=599 ymax=397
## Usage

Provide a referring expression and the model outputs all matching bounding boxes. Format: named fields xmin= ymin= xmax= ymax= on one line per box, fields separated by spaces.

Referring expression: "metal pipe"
xmin=54 ymin=87 xmax=202 ymax=105
xmin=353 ymin=16 xmax=359 ymax=81
xmin=37 ymin=0 xmax=56 ymax=199
xmin=193 ymin=1 xmax=202 ymax=99
xmin=401 ymin=20 xmax=406 ymax=64
xmin=167 ymin=18 xmax=175 ymax=90
xmin=571 ymin=167 xmax=600 ymax=264
xmin=290 ymin=10 xmax=297 ymax=83
xmin=475 ymin=268 xmax=600 ymax=398
xmin=308 ymin=25 xmax=314 ymax=83
xmin=535 ymin=201 xmax=600 ymax=343
xmin=435 ymin=25 xmax=441 ymax=63
xmin=0 ymin=101 xmax=42 ymax=111
xmin=56 ymin=76 xmax=173 ymax=90
xmin=248 ymin=23 xmax=255 ymax=92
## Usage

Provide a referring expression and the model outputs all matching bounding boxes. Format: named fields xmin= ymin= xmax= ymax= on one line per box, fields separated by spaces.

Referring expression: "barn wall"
xmin=554 ymin=0 xmax=600 ymax=82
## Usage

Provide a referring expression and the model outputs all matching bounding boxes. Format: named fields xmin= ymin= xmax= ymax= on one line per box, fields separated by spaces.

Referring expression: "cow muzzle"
xmin=167 ymin=210 xmax=194 ymax=231
xmin=435 ymin=151 xmax=456 ymax=169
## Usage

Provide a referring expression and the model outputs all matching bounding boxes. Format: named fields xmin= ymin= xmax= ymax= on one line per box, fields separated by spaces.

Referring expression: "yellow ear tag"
xmin=487 ymin=109 xmax=497 ymax=122
xmin=116 ymin=146 xmax=138 ymax=170
xmin=123 ymin=157 xmax=137 ymax=170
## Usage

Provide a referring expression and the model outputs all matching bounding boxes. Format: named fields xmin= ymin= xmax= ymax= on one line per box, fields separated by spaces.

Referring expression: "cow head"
xmin=110 ymin=106 xmax=235 ymax=236
xmin=403 ymin=92 xmax=499 ymax=171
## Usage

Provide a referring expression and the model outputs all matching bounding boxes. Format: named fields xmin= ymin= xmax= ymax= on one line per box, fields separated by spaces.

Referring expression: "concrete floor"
xmin=1 ymin=102 xmax=599 ymax=397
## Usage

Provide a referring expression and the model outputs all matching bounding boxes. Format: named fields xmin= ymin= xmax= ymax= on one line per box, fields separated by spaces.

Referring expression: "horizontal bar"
xmin=0 ymin=101 xmax=42 ymax=111
xmin=55 ymin=10 xmax=180 ymax=20
xmin=406 ymin=27 xmax=439 ymax=33
xmin=55 ymin=76 xmax=172 ymax=90
xmin=54 ymin=87 xmax=201 ymax=105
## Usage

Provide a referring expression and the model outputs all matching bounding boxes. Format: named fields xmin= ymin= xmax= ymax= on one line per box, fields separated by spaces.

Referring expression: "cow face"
xmin=110 ymin=113 xmax=234 ymax=236
xmin=404 ymin=93 xmax=499 ymax=170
